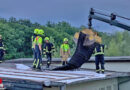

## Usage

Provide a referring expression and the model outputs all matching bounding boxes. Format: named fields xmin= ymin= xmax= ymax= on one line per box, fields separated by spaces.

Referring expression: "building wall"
xmin=118 ymin=77 xmax=130 ymax=90
xmin=119 ymin=81 xmax=130 ymax=90
xmin=44 ymin=78 xmax=118 ymax=90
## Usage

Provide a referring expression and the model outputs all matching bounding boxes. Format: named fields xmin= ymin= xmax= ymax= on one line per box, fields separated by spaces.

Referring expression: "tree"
xmin=0 ymin=17 xmax=130 ymax=60
xmin=9 ymin=17 xmax=17 ymax=23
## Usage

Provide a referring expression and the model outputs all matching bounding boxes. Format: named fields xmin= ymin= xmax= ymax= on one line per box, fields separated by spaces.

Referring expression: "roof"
xmin=0 ymin=66 xmax=129 ymax=87
xmin=1 ymin=57 xmax=130 ymax=87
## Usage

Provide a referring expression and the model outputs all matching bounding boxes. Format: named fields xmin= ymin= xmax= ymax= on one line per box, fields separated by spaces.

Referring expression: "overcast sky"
xmin=0 ymin=0 xmax=130 ymax=32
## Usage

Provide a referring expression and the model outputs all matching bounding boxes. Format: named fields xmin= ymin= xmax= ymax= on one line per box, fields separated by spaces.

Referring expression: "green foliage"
xmin=103 ymin=31 xmax=130 ymax=56
xmin=0 ymin=17 xmax=79 ymax=59
xmin=0 ymin=17 xmax=130 ymax=60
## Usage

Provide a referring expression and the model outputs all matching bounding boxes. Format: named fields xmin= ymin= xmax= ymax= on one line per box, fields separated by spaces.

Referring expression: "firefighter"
xmin=60 ymin=38 xmax=70 ymax=66
xmin=94 ymin=44 xmax=105 ymax=74
xmin=43 ymin=37 xmax=55 ymax=68
xmin=32 ymin=29 xmax=39 ymax=68
xmin=0 ymin=35 xmax=5 ymax=63
xmin=33 ymin=29 xmax=44 ymax=70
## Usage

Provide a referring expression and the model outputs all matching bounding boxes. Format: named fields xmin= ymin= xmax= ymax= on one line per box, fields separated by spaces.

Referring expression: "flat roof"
xmin=0 ymin=67 xmax=129 ymax=87
xmin=1 ymin=57 xmax=130 ymax=88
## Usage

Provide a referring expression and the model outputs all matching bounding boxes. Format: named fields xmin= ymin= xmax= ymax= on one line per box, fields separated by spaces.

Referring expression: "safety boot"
xmin=96 ymin=70 xmax=100 ymax=73
xmin=101 ymin=69 xmax=105 ymax=74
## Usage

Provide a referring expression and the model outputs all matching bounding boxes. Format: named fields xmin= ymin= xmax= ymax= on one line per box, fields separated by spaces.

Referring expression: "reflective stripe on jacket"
xmin=94 ymin=44 xmax=104 ymax=55
xmin=43 ymin=43 xmax=55 ymax=54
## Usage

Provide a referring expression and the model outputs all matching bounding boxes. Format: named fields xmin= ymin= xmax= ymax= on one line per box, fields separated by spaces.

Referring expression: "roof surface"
xmin=0 ymin=64 xmax=129 ymax=86
xmin=1 ymin=57 xmax=130 ymax=87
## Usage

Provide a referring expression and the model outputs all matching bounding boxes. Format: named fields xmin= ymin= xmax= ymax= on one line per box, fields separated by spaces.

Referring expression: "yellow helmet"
xmin=44 ymin=37 xmax=49 ymax=41
xmin=34 ymin=29 xmax=39 ymax=34
xmin=63 ymin=38 xmax=68 ymax=42
xmin=38 ymin=29 xmax=44 ymax=35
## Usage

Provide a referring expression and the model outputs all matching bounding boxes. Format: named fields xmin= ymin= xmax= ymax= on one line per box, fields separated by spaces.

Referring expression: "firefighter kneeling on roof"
xmin=60 ymin=38 xmax=70 ymax=66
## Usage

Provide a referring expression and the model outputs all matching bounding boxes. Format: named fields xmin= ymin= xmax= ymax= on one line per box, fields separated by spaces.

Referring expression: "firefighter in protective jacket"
xmin=43 ymin=37 xmax=55 ymax=68
xmin=94 ymin=44 xmax=105 ymax=73
xmin=60 ymin=38 xmax=70 ymax=66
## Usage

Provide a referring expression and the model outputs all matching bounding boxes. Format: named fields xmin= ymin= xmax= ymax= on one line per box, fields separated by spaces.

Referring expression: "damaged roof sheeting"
xmin=0 ymin=67 xmax=130 ymax=88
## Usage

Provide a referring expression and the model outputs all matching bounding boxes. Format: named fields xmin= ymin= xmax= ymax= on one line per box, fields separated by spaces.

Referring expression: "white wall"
xmin=119 ymin=81 xmax=130 ymax=90
xmin=44 ymin=78 xmax=118 ymax=90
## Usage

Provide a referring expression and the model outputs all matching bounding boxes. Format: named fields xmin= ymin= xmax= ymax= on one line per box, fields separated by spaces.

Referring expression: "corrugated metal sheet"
xmin=0 ymin=67 xmax=106 ymax=85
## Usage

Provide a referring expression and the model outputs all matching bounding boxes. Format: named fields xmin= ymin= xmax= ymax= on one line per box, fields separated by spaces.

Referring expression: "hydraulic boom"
xmin=88 ymin=8 xmax=130 ymax=31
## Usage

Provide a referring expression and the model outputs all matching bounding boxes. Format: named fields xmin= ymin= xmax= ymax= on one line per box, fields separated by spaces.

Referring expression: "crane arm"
xmin=88 ymin=8 xmax=130 ymax=31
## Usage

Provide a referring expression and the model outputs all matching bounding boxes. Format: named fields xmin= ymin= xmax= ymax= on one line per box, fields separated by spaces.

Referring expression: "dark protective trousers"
xmin=32 ymin=48 xmax=37 ymax=67
xmin=46 ymin=53 xmax=52 ymax=67
xmin=0 ymin=49 xmax=4 ymax=61
xmin=95 ymin=55 xmax=105 ymax=70
xmin=34 ymin=45 xmax=42 ymax=69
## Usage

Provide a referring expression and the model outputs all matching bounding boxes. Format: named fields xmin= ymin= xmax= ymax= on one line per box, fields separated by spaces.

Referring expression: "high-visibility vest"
xmin=31 ymin=35 xmax=37 ymax=48
xmin=61 ymin=44 xmax=70 ymax=52
xmin=34 ymin=36 xmax=42 ymax=45
xmin=36 ymin=36 xmax=39 ymax=45
xmin=94 ymin=45 xmax=104 ymax=55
